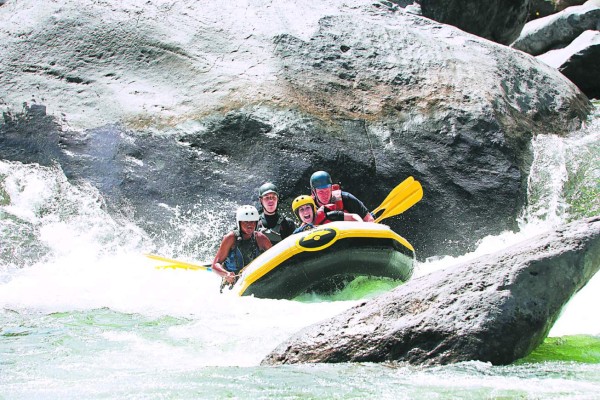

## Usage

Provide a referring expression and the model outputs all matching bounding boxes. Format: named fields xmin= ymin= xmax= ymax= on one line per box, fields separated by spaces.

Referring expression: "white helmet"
xmin=236 ymin=205 xmax=260 ymax=223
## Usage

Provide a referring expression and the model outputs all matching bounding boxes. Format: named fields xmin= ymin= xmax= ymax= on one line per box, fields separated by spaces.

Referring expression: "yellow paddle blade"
xmin=374 ymin=180 xmax=423 ymax=223
xmin=145 ymin=254 xmax=212 ymax=271
xmin=371 ymin=176 xmax=416 ymax=215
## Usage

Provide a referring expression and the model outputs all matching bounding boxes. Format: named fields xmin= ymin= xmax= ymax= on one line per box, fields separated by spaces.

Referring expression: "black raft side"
xmin=242 ymin=237 xmax=415 ymax=299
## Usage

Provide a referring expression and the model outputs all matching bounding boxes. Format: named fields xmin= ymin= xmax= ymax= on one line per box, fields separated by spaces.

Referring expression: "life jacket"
xmin=314 ymin=208 xmax=330 ymax=225
xmin=223 ymin=229 xmax=261 ymax=273
xmin=314 ymin=204 xmax=347 ymax=225
xmin=258 ymin=213 xmax=286 ymax=244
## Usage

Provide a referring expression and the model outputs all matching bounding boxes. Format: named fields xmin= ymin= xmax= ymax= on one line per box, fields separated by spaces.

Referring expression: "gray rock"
xmin=556 ymin=0 xmax=591 ymax=11
xmin=404 ymin=2 xmax=422 ymax=15
xmin=418 ymin=0 xmax=531 ymax=45
xmin=0 ymin=1 xmax=592 ymax=258
xmin=512 ymin=2 xmax=600 ymax=56
xmin=267 ymin=13 xmax=590 ymax=256
xmin=262 ymin=216 xmax=600 ymax=366
xmin=528 ymin=0 xmax=560 ymax=20
xmin=538 ymin=30 xmax=600 ymax=99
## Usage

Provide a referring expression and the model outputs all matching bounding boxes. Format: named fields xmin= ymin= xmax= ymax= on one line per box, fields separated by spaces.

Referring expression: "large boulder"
xmin=528 ymin=0 xmax=589 ymax=20
xmin=0 ymin=1 xmax=592 ymax=258
xmin=418 ymin=0 xmax=532 ymax=45
xmin=556 ymin=0 xmax=590 ymax=10
xmin=529 ymin=0 xmax=561 ymax=20
xmin=512 ymin=1 xmax=600 ymax=56
xmin=538 ymin=30 xmax=600 ymax=99
xmin=262 ymin=216 xmax=600 ymax=366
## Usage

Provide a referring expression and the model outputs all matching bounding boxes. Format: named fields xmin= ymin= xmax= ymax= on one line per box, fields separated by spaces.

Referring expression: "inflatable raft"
xmin=234 ymin=221 xmax=415 ymax=299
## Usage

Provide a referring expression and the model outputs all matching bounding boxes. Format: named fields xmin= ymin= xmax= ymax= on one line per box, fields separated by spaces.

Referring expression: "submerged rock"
xmin=262 ymin=216 xmax=600 ymax=366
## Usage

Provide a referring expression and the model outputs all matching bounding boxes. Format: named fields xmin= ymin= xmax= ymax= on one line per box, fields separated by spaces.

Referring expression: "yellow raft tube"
xmin=234 ymin=221 xmax=415 ymax=299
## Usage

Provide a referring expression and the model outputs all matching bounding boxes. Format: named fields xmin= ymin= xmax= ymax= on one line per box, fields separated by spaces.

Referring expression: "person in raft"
xmin=309 ymin=170 xmax=375 ymax=222
xmin=291 ymin=195 xmax=362 ymax=234
xmin=211 ymin=205 xmax=272 ymax=292
xmin=256 ymin=182 xmax=296 ymax=244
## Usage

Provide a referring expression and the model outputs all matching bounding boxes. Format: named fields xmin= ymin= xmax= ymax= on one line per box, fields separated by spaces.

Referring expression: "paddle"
xmin=371 ymin=176 xmax=415 ymax=216
xmin=144 ymin=253 xmax=212 ymax=271
xmin=372 ymin=177 xmax=423 ymax=223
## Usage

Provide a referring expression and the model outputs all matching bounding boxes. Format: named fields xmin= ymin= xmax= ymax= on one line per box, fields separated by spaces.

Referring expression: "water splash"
xmin=149 ymin=200 xmax=235 ymax=264
xmin=415 ymin=105 xmax=600 ymax=337
xmin=521 ymin=104 xmax=600 ymax=227
xmin=0 ymin=160 xmax=150 ymax=271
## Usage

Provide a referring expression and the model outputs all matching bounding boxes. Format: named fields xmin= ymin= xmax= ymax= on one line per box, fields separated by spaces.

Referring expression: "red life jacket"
xmin=314 ymin=207 xmax=330 ymax=225
xmin=314 ymin=204 xmax=346 ymax=225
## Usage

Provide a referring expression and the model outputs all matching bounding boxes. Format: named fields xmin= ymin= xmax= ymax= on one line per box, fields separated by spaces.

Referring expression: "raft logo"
xmin=297 ymin=227 xmax=338 ymax=251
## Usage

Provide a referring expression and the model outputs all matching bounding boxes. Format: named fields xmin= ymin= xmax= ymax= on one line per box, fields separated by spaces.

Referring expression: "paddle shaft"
xmin=145 ymin=254 xmax=212 ymax=271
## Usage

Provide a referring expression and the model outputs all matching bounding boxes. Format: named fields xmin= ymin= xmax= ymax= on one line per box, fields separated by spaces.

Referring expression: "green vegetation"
xmin=521 ymin=335 xmax=600 ymax=364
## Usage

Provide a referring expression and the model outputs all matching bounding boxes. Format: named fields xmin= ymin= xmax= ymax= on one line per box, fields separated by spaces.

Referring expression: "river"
xmin=1 ymin=106 xmax=599 ymax=398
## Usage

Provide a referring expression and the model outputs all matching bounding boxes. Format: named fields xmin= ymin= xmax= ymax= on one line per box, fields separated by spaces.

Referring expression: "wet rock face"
xmin=556 ymin=31 xmax=600 ymax=99
xmin=528 ymin=0 xmax=589 ymax=20
xmin=538 ymin=30 xmax=600 ymax=100
xmin=0 ymin=1 xmax=592 ymax=258
xmin=511 ymin=2 xmax=600 ymax=99
xmin=556 ymin=0 xmax=590 ymax=10
xmin=385 ymin=0 xmax=533 ymax=44
xmin=262 ymin=217 xmax=600 ymax=366
xmin=512 ymin=2 xmax=600 ymax=56
xmin=418 ymin=0 xmax=532 ymax=45
xmin=529 ymin=0 xmax=559 ymax=20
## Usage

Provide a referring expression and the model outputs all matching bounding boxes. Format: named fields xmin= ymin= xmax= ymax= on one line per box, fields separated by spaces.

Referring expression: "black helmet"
xmin=310 ymin=171 xmax=332 ymax=190
xmin=258 ymin=182 xmax=279 ymax=198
